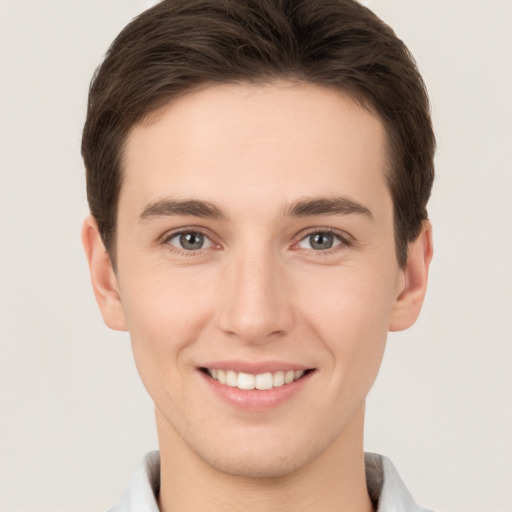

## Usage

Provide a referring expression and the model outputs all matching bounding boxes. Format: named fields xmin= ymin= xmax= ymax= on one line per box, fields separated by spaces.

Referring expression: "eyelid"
xmin=159 ymin=226 xmax=219 ymax=253
xmin=159 ymin=225 xmax=215 ymax=242
xmin=294 ymin=227 xmax=354 ymax=252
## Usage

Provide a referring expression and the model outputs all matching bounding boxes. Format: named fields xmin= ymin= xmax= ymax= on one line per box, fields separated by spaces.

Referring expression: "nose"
xmin=216 ymin=245 xmax=295 ymax=345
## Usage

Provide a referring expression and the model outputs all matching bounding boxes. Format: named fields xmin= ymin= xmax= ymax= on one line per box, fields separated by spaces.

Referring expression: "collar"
xmin=108 ymin=451 xmax=432 ymax=512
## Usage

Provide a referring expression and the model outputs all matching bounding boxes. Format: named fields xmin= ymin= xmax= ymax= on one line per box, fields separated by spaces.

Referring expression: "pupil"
xmin=311 ymin=233 xmax=333 ymax=250
xmin=180 ymin=232 xmax=204 ymax=250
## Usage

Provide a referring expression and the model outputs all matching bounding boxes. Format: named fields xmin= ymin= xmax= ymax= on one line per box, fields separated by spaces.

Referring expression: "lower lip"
xmin=199 ymin=370 xmax=314 ymax=411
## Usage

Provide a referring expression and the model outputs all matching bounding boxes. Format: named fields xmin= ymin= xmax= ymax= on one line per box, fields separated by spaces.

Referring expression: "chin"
xmin=200 ymin=448 xmax=310 ymax=479
xmin=186 ymin=427 xmax=332 ymax=479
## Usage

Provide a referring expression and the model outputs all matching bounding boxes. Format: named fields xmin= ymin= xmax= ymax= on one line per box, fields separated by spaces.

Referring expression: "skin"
xmin=83 ymin=81 xmax=432 ymax=512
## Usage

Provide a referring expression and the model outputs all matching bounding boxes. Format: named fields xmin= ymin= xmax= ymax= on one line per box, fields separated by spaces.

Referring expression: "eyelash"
xmin=161 ymin=227 xmax=353 ymax=256
xmin=295 ymin=228 xmax=353 ymax=254
xmin=161 ymin=229 xmax=218 ymax=257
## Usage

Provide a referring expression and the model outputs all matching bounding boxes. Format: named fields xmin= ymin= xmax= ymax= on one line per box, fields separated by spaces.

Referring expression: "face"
xmin=86 ymin=81 xmax=428 ymax=478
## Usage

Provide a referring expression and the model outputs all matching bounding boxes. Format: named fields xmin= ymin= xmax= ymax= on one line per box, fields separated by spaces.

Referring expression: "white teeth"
xmin=237 ymin=372 xmax=255 ymax=390
xmin=206 ymin=368 xmax=309 ymax=390
xmin=273 ymin=371 xmax=285 ymax=388
xmin=255 ymin=372 xmax=273 ymax=390
xmin=226 ymin=370 xmax=237 ymax=387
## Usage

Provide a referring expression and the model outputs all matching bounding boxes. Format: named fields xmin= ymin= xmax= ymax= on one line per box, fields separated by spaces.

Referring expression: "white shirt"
xmin=108 ymin=451 xmax=433 ymax=512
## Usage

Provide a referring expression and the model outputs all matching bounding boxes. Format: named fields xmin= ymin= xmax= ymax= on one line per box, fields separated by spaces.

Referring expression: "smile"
xmin=203 ymin=368 xmax=309 ymax=390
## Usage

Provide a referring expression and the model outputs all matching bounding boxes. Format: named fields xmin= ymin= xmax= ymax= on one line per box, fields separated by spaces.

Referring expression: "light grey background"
xmin=0 ymin=1 xmax=510 ymax=511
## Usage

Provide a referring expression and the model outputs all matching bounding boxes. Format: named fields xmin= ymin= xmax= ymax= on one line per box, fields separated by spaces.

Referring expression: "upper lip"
xmin=199 ymin=360 xmax=314 ymax=374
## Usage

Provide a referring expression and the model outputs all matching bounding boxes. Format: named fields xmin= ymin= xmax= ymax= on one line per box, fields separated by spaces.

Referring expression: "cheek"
xmin=301 ymin=262 xmax=397 ymax=331
xmin=121 ymin=262 xmax=215 ymax=333
xmin=299 ymin=265 xmax=396 ymax=382
xmin=118 ymin=266 xmax=214 ymax=393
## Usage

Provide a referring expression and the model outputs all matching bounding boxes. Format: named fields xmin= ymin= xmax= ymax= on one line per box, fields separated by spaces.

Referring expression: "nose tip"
xmin=216 ymin=253 xmax=294 ymax=345
xmin=220 ymin=314 xmax=287 ymax=344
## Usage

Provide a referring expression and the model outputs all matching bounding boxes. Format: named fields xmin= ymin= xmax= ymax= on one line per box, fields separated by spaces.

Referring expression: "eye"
xmin=166 ymin=231 xmax=213 ymax=251
xmin=297 ymin=230 xmax=346 ymax=251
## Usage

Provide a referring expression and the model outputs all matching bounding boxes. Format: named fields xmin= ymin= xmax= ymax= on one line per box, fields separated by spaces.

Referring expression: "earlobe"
xmin=389 ymin=221 xmax=433 ymax=332
xmin=81 ymin=216 xmax=128 ymax=331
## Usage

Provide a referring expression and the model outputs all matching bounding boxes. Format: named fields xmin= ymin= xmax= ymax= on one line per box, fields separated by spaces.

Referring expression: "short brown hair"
xmin=82 ymin=0 xmax=435 ymax=267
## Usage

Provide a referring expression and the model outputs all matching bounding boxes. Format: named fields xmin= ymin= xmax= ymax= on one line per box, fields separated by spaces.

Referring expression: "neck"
xmin=156 ymin=405 xmax=373 ymax=512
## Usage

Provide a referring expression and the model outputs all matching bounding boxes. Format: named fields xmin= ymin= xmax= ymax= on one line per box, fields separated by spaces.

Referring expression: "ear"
xmin=81 ymin=216 xmax=127 ymax=331
xmin=389 ymin=221 xmax=433 ymax=332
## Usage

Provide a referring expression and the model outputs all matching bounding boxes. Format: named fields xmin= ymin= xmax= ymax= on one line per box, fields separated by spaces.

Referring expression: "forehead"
xmin=120 ymin=81 xmax=389 ymax=218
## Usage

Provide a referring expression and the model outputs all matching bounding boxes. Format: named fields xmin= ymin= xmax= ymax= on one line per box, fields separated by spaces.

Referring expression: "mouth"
xmin=199 ymin=367 xmax=315 ymax=391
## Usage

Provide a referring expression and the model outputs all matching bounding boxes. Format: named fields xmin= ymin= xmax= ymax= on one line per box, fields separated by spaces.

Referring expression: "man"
xmin=81 ymin=0 xmax=435 ymax=510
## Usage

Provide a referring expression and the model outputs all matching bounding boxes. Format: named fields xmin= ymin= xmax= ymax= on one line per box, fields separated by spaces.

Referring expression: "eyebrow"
xmin=138 ymin=196 xmax=373 ymax=222
xmin=285 ymin=196 xmax=373 ymax=220
xmin=139 ymin=199 xmax=226 ymax=221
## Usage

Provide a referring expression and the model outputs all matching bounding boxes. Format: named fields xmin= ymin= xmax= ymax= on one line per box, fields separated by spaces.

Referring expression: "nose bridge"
xmin=217 ymin=239 xmax=293 ymax=343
